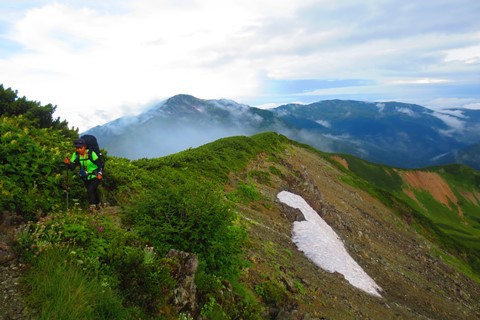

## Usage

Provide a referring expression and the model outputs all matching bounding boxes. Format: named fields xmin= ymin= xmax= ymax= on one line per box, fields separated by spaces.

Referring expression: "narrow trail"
xmin=0 ymin=223 xmax=29 ymax=320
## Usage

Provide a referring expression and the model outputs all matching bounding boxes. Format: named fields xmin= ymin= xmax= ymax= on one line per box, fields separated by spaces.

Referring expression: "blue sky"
xmin=1 ymin=0 xmax=479 ymax=131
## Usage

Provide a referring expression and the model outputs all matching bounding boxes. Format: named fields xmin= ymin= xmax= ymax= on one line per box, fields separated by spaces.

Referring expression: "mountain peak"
xmin=166 ymin=94 xmax=202 ymax=105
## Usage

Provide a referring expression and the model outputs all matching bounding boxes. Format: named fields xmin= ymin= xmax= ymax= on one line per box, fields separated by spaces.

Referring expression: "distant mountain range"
xmin=85 ymin=94 xmax=480 ymax=170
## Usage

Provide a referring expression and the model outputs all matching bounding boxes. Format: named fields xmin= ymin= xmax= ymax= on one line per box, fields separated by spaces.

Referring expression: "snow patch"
xmin=277 ymin=191 xmax=382 ymax=297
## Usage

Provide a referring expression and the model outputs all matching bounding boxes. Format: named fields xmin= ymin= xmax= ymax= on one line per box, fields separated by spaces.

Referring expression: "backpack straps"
xmin=73 ymin=150 xmax=103 ymax=173
xmin=88 ymin=149 xmax=104 ymax=174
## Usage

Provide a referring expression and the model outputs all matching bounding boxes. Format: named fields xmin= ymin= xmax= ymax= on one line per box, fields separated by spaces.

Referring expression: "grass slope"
xmin=222 ymin=137 xmax=480 ymax=318
xmin=138 ymin=132 xmax=480 ymax=317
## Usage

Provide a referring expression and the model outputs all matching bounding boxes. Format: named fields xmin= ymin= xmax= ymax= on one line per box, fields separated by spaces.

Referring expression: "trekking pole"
xmin=66 ymin=164 xmax=69 ymax=211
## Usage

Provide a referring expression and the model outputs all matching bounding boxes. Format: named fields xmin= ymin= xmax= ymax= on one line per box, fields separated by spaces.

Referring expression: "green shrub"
xmin=195 ymin=272 xmax=262 ymax=320
xmin=227 ymin=182 xmax=262 ymax=204
xmin=0 ymin=84 xmax=74 ymax=133
xmin=126 ymin=168 xmax=247 ymax=279
xmin=249 ymin=170 xmax=271 ymax=185
xmin=133 ymin=132 xmax=288 ymax=184
xmin=269 ymin=165 xmax=284 ymax=178
xmin=0 ymin=116 xmax=78 ymax=218
xmin=0 ymin=84 xmax=78 ymax=219
xmin=100 ymin=156 xmax=152 ymax=205
xmin=111 ymin=245 xmax=175 ymax=315
xmin=254 ymin=280 xmax=289 ymax=306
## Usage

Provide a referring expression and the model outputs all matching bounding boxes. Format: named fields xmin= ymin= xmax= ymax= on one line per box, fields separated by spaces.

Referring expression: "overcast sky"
xmin=1 ymin=0 xmax=479 ymax=131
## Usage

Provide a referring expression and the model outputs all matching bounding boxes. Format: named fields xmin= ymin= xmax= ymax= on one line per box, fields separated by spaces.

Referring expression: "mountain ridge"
xmin=85 ymin=94 xmax=480 ymax=170
xmin=221 ymin=133 xmax=480 ymax=318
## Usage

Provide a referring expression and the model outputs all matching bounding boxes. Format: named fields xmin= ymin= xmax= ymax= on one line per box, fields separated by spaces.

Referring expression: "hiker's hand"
xmin=64 ymin=158 xmax=71 ymax=164
xmin=96 ymin=173 xmax=103 ymax=180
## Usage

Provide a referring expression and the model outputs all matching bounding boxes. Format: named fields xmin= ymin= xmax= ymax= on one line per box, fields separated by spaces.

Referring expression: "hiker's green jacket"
xmin=67 ymin=150 xmax=103 ymax=180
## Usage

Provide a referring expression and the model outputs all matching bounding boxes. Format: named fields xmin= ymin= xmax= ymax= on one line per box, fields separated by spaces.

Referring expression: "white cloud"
xmin=444 ymin=44 xmax=480 ymax=64
xmin=1 ymin=1 xmax=271 ymax=130
xmin=427 ymin=98 xmax=480 ymax=110
xmin=432 ymin=111 xmax=466 ymax=132
xmin=389 ymin=78 xmax=451 ymax=85
xmin=396 ymin=107 xmax=417 ymax=117
xmin=1 ymin=0 xmax=479 ymax=131
xmin=436 ymin=109 xmax=467 ymax=118
xmin=464 ymin=103 xmax=480 ymax=110
xmin=315 ymin=119 xmax=331 ymax=128
xmin=376 ymin=103 xmax=385 ymax=112
xmin=254 ymin=102 xmax=282 ymax=109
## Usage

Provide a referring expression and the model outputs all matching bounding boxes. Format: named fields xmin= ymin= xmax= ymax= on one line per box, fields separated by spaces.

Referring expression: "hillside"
xmin=223 ymin=137 xmax=480 ymax=318
xmin=114 ymin=132 xmax=480 ymax=318
xmin=2 ymin=132 xmax=480 ymax=318
xmin=1 ymin=86 xmax=480 ymax=319
xmin=118 ymin=131 xmax=480 ymax=318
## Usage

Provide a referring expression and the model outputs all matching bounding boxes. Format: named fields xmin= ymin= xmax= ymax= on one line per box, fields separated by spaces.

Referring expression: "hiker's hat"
xmin=74 ymin=138 xmax=86 ymax=148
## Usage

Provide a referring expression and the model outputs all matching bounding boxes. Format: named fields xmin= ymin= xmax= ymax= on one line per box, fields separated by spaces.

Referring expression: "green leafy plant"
xmin=227 ymin=182 xmax=262 ymax=204
xmin=254 ymin=280 xmax=289 ymax=306
xmin=126 ymin=168 xmax=247 ymax=279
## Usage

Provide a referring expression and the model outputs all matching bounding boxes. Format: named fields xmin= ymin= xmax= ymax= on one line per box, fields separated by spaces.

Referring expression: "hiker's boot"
xmin=88 ymin=205 xmax=98 ymax=214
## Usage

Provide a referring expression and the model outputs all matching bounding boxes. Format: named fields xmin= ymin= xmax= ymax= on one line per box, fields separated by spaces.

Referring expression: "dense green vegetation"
xmin=133 ymin=133 xmax=288 ymax=184
xmin=125 ymin=169 xmax=247 ymax=279
xmin=0 ymin=86 xmax=79 ymax=219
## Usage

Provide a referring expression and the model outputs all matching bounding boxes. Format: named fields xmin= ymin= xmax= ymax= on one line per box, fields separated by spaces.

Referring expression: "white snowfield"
xmin=277 ymin=191 xmax=382 ymax=297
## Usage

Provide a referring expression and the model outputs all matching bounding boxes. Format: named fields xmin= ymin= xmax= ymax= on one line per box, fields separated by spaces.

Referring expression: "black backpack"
xmin=80 ymin=134 xmax=105 ymax=169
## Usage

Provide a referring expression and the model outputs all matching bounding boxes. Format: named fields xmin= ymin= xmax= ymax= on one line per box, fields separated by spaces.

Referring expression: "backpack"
xmin=80 ymin=134 xmax=105 ymax=169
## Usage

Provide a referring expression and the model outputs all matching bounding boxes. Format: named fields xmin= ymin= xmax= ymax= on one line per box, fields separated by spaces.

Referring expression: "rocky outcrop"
xmin=167 ymin=249 xmax=199 ymax=316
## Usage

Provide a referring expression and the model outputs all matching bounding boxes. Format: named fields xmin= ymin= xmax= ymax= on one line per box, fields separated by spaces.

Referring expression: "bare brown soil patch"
xmin=331 ymin=155 xmax=349 ymax=170
xmin=401 ymin=171 xmax=457 ymax=209
xmin=460 ymin=190 xmax=480 ymax=205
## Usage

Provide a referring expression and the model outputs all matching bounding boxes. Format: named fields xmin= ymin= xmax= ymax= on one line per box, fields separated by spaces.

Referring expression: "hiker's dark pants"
xmin=84 ymin=178 xmax=101 ymax=206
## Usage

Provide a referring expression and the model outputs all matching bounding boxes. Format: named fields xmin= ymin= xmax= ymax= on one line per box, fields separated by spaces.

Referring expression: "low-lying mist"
xmin=108 ymin=124 xmax=259 ymax=160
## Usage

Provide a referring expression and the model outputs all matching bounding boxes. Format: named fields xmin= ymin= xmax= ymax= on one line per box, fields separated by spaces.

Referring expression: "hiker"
xmin=64 ymin=138 xmax=103 ymax=212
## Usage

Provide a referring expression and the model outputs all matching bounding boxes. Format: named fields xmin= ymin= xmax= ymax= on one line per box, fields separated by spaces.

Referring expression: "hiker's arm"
xmin=94 ymin=158 xmax=103 ymax=180
xmin=64 ymin=154 xmax=77 ymax=170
